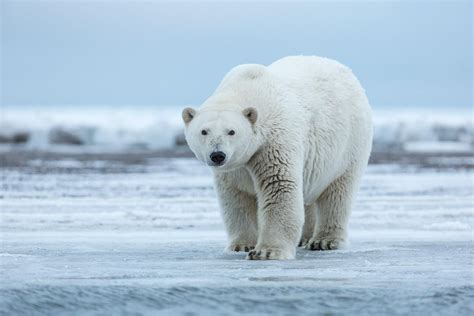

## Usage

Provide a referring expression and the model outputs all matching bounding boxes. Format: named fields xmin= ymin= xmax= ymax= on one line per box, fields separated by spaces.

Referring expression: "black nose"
xmin=210 ymin=151 xmax=226 ymax=165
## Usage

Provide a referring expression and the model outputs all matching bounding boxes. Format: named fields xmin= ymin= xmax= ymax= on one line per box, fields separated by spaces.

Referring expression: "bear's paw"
xmin=246 ymin=246 xmax=295 ymax=260
xmin=305 ymin=237 xmax=345 ymax=251
xmin=227 ymin=243 xmax=255 ymax=252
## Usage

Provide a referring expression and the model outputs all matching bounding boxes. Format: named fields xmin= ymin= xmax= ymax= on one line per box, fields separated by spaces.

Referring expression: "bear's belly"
xmin=229 ymin=165 xmax=342 ymax=203
xmin=228 ymin=158 xmax=346 ymax=204
xmin=302 ymin=169 xmax=338 ymax=205
xmin=302 ymin=149 xmax=348 ymax=205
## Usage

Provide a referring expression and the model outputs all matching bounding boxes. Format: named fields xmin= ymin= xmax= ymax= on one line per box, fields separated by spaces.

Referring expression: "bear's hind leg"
xmin=299 ymin=202 xmax=317 ymax=247
xmin=306 ymin=168 xmax=360 ymax=251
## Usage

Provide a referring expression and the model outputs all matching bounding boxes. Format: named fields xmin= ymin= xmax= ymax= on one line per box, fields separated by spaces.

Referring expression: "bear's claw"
xmin=305 ymin=237 xmax=344 ymax=251
xmin=298 ymin=238 xmax=310 ymax=247
xmin=228 ymin=244 xmax=255 ymax=252
xmin=247 ymin=250 xmax=270 ymax=260
xmin=246 ymin=247 xmax=294 ymax=260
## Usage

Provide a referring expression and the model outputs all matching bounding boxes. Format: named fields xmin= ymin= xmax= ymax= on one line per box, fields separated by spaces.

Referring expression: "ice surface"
xmin=0 ymin=158 xmax=473 ymax=315
xmin=1 ymin=106 xmax=473 ymax=153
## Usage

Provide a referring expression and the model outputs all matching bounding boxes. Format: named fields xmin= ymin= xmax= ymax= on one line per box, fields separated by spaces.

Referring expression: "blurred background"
xmin=1 ymin=0 xmax=472 ymax=162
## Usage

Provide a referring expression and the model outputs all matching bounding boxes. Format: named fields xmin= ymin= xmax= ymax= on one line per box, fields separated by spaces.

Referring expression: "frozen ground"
xmin=0 ymin=156 xmax=473 ymax=315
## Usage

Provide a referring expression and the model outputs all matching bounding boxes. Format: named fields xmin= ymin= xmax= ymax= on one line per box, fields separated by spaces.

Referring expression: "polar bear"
xmin=182 ymin=56 xmax=372 ymax=260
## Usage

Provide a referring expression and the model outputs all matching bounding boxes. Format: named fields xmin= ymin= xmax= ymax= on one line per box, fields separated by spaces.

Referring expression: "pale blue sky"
xmin=1 ymin=1 xmax=472 ymax=108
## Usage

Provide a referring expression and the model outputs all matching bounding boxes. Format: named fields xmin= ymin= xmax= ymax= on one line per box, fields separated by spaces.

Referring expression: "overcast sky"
xmin=1 ymin=0 xmax=472 ymax=108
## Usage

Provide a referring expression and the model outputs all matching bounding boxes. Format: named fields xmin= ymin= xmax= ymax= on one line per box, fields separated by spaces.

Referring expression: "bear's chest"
xmin=233 ymin=168 xmax=257 ymax=195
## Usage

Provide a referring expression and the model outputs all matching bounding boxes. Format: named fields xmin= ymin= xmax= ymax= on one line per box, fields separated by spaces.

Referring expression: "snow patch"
xmin=422 ymin=221 xmax=472 ymax=231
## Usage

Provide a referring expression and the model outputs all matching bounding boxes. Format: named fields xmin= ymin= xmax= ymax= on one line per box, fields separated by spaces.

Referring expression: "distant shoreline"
xmin=1 ymin=148 xmax=472 ymax=171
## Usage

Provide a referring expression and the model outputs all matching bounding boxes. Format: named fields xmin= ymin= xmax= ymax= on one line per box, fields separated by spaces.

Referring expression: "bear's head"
xmin=182 ymin=106 xmax=258 ymax=172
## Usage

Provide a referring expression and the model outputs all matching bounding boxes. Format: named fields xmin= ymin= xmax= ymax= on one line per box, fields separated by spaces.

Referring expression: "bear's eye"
xmin=228 ymin=130 xmax=235 ymax=136
xmin=201 ymin=130 xmax=207 ymax=136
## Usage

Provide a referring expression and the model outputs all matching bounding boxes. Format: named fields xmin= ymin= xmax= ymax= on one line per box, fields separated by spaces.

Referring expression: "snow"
xmin=0 ymin=157 xmax=473 ymax=315
xmin=0 ymin=105 xmax=184 ymax=150
xmin=404 ymin=141 xmax=472 ymax=153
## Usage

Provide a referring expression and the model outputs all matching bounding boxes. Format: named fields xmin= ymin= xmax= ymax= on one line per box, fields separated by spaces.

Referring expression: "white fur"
xmin=183 ymin=56 xmax=373 ymax=260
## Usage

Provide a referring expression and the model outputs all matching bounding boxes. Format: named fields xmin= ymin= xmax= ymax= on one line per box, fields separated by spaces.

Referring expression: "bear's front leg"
xmin=246 ymin=147 xmax=304 ymax=260
xmin=214 ymin=172 xmax=258 ymax=252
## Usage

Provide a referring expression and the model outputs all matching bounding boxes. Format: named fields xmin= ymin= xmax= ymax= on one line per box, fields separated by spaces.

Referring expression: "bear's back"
xmin=268 ymin=55 xmax=369 ymax=115
xmin=268 ymin=55 xmax=352 ymax=79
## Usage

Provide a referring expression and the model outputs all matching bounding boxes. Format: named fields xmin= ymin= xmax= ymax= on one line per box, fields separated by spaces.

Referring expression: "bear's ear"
xmin=182 ymin=107 xmax=196 ymax=124
xmin=242 ymin=107 xmax=258 ymax=125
